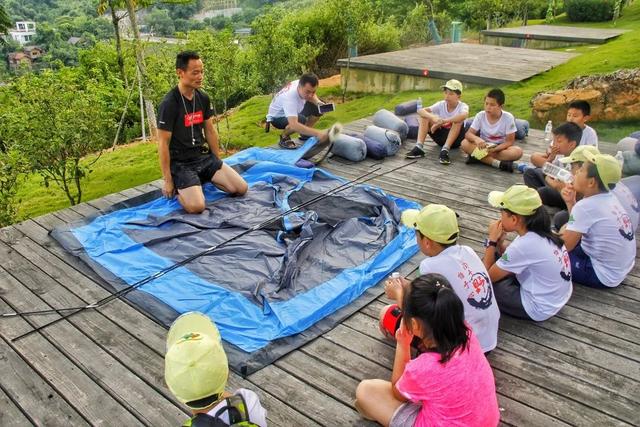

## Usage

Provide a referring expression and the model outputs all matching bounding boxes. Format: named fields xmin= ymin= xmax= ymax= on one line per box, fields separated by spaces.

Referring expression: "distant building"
xmin=9 ymin=21 xmax=37 ymax=45
xmin=7 ymin=46 xmax=44 ymax=71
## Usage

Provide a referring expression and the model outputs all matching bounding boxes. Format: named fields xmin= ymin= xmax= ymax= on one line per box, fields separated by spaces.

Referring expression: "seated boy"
xmin=380 ymin=204 xmax=499 ymax=353
xmin=523 ymin=122 xmax=583 ymax=209
xmin=461 ymin=88 xmax=523 ymax=172
xmin=560 ymin=153 xmax=635 ymax=288
xmin=405 ymin=79 xmax=469 ymax=165
xmin=165 ymin=312 xmax=267 ymax=426
xmin=567 ymin=100 xmax=598 ymax=147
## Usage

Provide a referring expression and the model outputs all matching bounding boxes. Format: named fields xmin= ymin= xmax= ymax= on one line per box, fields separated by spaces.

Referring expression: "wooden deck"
xmin=1 ymin=120 xmax=639 ymax=426
xmin=481 ymin=25 xmax=628 ymax=44
xmin=336 ymin=43 xmax=577 ymax=87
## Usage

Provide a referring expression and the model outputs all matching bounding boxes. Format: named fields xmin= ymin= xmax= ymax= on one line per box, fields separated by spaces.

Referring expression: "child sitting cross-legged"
xmin=380 ymin=204 xmax=499 ymax=353
xmin=560 ymin=153 xmax=636 ymax=288
xmin=355 ymin=274 xmax=500 ymax=427
xmin=164 ymin=312 xmax=267 ymax=427
xmin=461 ymin=88 xmax=523 ymax=172
xmin=483 ymin=185 xmax=573 ymax=321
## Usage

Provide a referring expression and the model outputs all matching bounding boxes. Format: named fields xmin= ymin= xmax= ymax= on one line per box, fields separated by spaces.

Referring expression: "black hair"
xmin=415 ymin=229 xmax=458 ymax=247
xmin=185 ymin=392 xmax=221 ymax=410
xmin=444 ymin=87 xmax=462 ymax=96
xmin=486 ymin=88 xmax=505 ymax=106
xmin=402 ymin=274 xmax=469 ymax=364
xmin=568 ymin=100 xmax=591 ymax=116
xmin=504 ymin=207 xmax=564 ymax=248
xmin=552 ymin=122 xmax=582 ymax=145
xmin=587 ymin=162 xmax=613 ymax=192
xmin=299 ymin=73 xmax=319 ymax=87
xmin=176 ymin=51 xmax=200 ymax=71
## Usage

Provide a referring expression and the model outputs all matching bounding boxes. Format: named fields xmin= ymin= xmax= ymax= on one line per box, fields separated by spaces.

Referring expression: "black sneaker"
xmin=499 ymin=160 xmax=514 ymax=173
xmin=439 ymin=149 xmax=451 ymax=165
xmin=406 ymin=146 xmax=425 ymax=159
xmin=465 ymin=154 xmax=479 ymax=164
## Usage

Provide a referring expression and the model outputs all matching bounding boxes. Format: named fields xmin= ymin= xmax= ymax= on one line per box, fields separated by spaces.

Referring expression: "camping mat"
xmin=51 ymin=141 xmax=419 ymax=374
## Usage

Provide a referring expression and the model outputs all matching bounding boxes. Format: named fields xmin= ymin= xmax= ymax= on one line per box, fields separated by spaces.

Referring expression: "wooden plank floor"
xmin=1 ymin=120 xmax=639 ymax=426
xmin=481 ymin=25 xmax=628 ymax=44
xmin=336 ymin=43 xmax=577 ymax=86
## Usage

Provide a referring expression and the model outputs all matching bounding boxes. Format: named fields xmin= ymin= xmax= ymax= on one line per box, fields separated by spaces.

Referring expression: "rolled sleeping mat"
xmin=616 ymin=137 xmax=638 ymax=153
xmin=404 ymin=114 xmax=419 ymax=140
xmin=363 ymin=136 xmax=387 ymax=160
xmin=622 ymin=151 xmax=640 ymax=176
xmin=394 ymin=100 xmax=418 ymax=116
xmin=330 ymin=133 xmax=367 ymax=162
xmin=630 ymin=131 xmax=640 ymax=140
xmin=364 ymin=125 xmax=402 ymax=157
xmin=515 ymin=119 xmax=529 ymax=140
xmin=372 ymin=109 xmax=409 ymax=141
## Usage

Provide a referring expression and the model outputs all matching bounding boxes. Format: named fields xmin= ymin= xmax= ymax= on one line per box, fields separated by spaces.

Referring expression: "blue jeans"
xmin=569 ymin=243 xmax=607 ymax=289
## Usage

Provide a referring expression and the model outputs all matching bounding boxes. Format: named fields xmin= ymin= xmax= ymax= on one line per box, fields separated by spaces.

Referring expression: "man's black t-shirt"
xmin=157 ymin=86 xmax=215 ymax=162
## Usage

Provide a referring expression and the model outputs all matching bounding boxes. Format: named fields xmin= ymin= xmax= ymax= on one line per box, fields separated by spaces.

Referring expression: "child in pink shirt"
xmin=355 ymin=274 xmax=500 ymax=427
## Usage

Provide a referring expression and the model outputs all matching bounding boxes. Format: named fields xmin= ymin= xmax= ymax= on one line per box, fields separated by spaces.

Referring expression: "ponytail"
xmin=403 ymin=274 xmax=469 ymax=364
xmin=521 ymin=207 xmax=564 ymax=248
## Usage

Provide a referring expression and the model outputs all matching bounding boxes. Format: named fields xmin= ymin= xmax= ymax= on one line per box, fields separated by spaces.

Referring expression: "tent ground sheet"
xmin=51 ymin=142 xmax=419 ymax=374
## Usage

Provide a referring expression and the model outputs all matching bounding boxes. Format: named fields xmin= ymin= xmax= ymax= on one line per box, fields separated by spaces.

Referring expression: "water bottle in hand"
xmin=544 ymin=120 xmax=553 ymax=145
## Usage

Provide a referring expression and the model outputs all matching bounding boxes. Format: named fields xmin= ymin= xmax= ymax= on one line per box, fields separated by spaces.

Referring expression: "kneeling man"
xmin=158 ymin=51 xmax=248 ymax=214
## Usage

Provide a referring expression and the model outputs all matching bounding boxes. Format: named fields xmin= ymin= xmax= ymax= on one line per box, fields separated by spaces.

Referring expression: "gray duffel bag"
xmin=364 ymin=125 xmax=402 ymax=157
xmin=372 ymin=109 xmax=409 ymax=141
xmin=331 ymin=133 xmax=367 ymax=162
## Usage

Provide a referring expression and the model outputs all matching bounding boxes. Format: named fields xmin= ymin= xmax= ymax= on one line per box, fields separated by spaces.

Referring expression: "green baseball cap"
xmin=559 ymin=145 xmax=600 ymax=164
xmin=165 ymin=312 xmax=228 ymax=409
xmin=583 ymin=152 xmax=621 ymax=189
xmin=401 ymin=204 xmax=459 ymax=244
xmin=488 ymin=185 xmax=542 ymax=216
xmin=441 ymin=79 xmax=463 ymax=93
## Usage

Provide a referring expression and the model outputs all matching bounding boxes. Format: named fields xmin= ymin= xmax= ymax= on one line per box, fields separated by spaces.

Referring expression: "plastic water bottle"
xmin=416 ymin=97 xmax=422 ymax=111
xmin=615 ymin=151 xmax=624 ymax=168
xmin=544 ymin=120 xmax=553 ymax=144
xmin=391 ymin=272 xmax=400 ymax=279
xmin=542 ymin=162 xmax=573 ymax=183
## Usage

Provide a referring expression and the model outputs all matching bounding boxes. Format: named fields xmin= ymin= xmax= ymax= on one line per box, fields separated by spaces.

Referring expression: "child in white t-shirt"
xmin=406 ymin=79 xmax=469 ymax=165
xmin=567 ymin=100 xmax=598 ymax=148
xmin=165 ymin=312 xmax=267 ymax=427
xmin=379 ymin=204 xmax=499 ymax=353
xmin=561 ymin=153 xmax=635 ymax=288
xmin=483 ymin=185 xmax=572 ymax=321
xmin=462 ymin=88 xmax=523 ymax=172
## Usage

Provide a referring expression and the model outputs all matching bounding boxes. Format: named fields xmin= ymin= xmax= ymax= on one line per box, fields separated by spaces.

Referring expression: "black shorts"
xmin=428 ymin=124 xmax=466 ymax=148
xmin=270 ymin=101 xmax=322 ymax=130
xmin=170 ymin=155 xmax=223 ymax=190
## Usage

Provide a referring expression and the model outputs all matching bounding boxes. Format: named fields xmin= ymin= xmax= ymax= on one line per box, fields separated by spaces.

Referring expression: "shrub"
xmin=565 ymin=0 xmax=616 ymax=22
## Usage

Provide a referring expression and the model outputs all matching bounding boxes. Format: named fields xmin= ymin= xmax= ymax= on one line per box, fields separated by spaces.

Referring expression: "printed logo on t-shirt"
xmin=501 ymin=253 xmax=509 ymax=262
xmin=184 ymin=111 xmax=203 ymax=127
xmin=554 ymin=248 xmax=572 ymax=281
xmin=568 ymin=214 xmax=575 ymax=224
xmin=459 ymin=262 xmax=493 ymax=310
xmin=614 ymin=205 xmax=634 ymax=241
xmin=486 ymin=134 xmax=503 ymax=142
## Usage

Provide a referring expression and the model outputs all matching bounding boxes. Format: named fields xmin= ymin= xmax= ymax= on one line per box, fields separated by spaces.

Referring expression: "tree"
xmin=0 ymin=68 xmax=118 ymax=205
xmin=0 ymin=5 xmax=11 ymax=46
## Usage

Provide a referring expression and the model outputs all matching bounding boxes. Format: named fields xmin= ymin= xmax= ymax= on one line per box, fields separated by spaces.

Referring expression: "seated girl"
xmin=483 ymin=185 xmax=572 ymax=321
xmin=355 ymin=274 xmax=500 ymax=427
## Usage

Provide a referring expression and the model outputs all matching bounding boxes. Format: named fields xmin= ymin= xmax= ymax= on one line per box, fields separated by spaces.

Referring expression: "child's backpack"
xmin=182 ymin=394 xmax=259 ymax=427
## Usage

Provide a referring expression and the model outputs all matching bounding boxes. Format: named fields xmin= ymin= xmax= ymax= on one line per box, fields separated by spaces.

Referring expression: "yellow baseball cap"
xmin=165 ymin=312 xmax=228 ymax=409
xmin=441 ymin=79 xmax=463 ymax=93
xmin=583 ymin=152 xmax=621 ymax=189
xmin=401 ymin=204 xmax=459 ymax=244
xmin=488 ymin=185 xmax=542 ymax=216
xmin=559 ymin=145 xmax=600 ymax=164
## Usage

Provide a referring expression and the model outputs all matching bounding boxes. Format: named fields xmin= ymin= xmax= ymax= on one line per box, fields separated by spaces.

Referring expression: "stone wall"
xmin=531 ymin=68 xmax=640 ymax=123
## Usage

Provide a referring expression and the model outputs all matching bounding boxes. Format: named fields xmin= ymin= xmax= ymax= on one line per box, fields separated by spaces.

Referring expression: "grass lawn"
xmin=12 ymin=3 xmax=640 ymax=221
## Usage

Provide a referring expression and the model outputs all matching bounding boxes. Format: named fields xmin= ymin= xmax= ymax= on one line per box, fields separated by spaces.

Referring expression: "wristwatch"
xmin=483 ymin=238 xmax=498 ymax=248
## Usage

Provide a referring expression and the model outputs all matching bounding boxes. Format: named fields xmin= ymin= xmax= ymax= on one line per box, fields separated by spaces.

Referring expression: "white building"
xmin=9 ymin=21 xmax=37 ymax=45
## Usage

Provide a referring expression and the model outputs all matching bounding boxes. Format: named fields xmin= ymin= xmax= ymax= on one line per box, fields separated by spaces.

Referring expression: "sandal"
xmin=278 ymin=135 xmax=297 ymax=149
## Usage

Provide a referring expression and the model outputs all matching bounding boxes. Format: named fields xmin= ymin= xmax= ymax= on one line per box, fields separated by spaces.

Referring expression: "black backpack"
xmin=182 ymin=394 xmax=260 ymax=427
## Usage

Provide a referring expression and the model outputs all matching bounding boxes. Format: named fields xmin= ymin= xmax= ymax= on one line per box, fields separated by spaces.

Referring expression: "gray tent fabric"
xmin=125 ymin=172 xmax=400 ymax=306
xmin=373 ymin=109 xmax=409 ymax=141
xmin=364 ymin=125 xmax=402 ymax=157
xmin=331 ymin=133 xmax=367 ymax=161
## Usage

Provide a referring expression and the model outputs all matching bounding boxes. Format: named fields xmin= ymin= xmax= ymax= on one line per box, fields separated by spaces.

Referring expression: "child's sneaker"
xmin=499 ymin=160 xmax=514 ymax=173
xmin=516 ymin=163 xmax=530 ymax=174
xmin=439 ymin=149 xmax=451 ymax=165
xmin=406 ymin=146 xmax=425 ymax=159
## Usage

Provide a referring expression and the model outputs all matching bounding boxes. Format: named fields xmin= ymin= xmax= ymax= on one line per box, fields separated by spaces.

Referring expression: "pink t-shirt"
xmin=395 ymin=331 xmax=500 ymax=427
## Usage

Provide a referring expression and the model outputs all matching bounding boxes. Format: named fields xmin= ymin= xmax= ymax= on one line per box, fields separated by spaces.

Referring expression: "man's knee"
xmin=182 ymin=199 xmax=206 ymax=214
